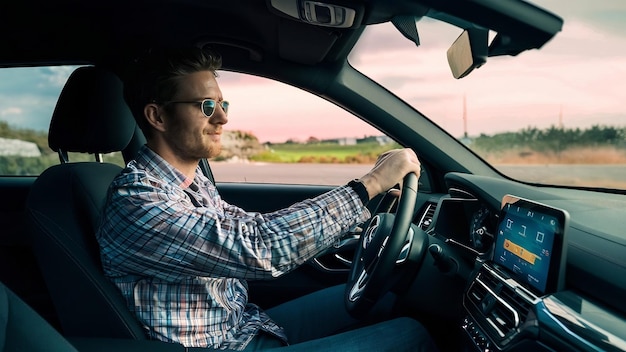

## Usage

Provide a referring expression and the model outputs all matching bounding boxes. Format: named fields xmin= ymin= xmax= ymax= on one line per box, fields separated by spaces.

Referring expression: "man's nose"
xmin=211 ymin=104 xmax=228 ymax=124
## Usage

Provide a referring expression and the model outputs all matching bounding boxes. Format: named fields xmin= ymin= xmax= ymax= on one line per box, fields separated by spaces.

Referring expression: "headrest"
xmin=48 ymin=66 xmax=136 ymax=155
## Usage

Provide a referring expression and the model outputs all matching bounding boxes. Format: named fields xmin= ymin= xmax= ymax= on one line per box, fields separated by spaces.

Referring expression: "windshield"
xmin=349 ymin=0 xmax=626 ymax=190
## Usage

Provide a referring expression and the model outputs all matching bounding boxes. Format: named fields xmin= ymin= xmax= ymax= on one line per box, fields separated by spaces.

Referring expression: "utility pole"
xmin=463 ymin=94 xmax=468 ymax=138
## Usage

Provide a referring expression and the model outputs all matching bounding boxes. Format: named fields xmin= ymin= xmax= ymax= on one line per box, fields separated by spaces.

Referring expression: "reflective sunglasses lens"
xmin=202 ymin=100 xmax=216 ymax=117
xmin=221 ymin=101 xmax=229 ymax=114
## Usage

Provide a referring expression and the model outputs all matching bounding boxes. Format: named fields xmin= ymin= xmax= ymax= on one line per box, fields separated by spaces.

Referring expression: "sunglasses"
xmin=162 ymin=99 xmax=229 ymax=118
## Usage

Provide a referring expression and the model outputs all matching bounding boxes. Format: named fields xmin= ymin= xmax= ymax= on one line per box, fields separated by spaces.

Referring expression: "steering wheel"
xmin=345 ymin=172 xmax=428 ymax=318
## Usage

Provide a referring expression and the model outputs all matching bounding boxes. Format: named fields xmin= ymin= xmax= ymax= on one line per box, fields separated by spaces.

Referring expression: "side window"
xmin=210 ymin=72 xmax=400 ymax=185
xmin=0 ymin=66 xmax=125 ymax=176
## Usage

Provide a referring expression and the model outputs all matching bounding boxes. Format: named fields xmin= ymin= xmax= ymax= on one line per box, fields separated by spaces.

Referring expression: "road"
xmin=210 ymin=162 xmax=626 ymax=189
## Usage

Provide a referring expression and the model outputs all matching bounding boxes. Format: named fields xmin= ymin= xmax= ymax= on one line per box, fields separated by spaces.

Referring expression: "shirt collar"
xmin=135 ymin=145 xmax=206 ymax=190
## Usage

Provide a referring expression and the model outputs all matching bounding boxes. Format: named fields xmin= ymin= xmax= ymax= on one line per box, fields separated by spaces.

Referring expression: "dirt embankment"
xmin=218 ymin=131 xmax=265 ymax=161
xmin=479 ymin=146 xmax=626 ymax=165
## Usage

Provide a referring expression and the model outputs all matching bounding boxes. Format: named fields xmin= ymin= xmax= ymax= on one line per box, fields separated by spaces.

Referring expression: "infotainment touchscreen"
xmin=492 ymin=195 xmax=569 ymax=296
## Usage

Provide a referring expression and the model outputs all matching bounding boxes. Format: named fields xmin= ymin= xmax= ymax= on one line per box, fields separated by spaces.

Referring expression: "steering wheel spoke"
xmin=348 ymin=268 xmax=369 ymax=302
xmin=396 ymin=227 xmax=414 ymax=264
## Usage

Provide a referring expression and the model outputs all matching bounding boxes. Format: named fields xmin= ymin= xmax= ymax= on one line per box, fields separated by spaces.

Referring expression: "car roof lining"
xmin=0 ymin=0 xmax=562 ymax=70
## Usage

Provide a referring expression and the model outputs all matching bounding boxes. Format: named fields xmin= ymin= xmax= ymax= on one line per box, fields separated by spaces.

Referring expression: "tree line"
xmin=470 ymin=125 xmax=626 ymax=153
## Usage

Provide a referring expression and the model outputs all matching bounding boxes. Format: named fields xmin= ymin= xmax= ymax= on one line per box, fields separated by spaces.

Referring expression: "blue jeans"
xmin=243 ymin=284 xmax=438 ymax=351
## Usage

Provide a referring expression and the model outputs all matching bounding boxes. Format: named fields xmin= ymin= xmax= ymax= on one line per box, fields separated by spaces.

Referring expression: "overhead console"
xmin=268 ymin=0 xmax=362 ymax=28
xmin=463 ymin=195 xmax=569 ymax=351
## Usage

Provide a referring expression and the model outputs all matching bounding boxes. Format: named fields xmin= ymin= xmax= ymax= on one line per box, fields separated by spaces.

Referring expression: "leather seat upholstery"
xmin=25 ymin=66 xmax=147 ymax=339
xmin=0 ymin=281 xmax=79 ymax=352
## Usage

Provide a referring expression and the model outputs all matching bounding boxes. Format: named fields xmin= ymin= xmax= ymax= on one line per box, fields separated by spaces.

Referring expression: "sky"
xmin=224 ymin=0 xmax=626 ymax=141
xmin=0 ymin=0 xmax=625 ymax=143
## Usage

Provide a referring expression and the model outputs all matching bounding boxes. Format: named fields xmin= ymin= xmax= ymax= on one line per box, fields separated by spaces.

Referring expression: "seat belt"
xmin=199 ymin=158 xmax=215 ymax=185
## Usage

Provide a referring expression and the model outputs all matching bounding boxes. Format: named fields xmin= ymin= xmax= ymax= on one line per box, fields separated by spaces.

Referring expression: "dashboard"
xmin=410 ymin=172 xmax=626 ymax=352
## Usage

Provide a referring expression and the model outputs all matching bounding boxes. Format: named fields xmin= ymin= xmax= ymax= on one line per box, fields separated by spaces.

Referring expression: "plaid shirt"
xmin=96 ymin=146 xmax=370 ymax=350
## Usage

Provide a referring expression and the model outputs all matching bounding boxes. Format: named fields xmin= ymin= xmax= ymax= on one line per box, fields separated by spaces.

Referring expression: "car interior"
xmin=1 ymin=0 xmax=625 ymax=351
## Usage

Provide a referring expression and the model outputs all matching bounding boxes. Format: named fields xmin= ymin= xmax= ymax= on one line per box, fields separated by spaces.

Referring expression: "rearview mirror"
xmin=447 ymin=28 xmax=488 ymax=79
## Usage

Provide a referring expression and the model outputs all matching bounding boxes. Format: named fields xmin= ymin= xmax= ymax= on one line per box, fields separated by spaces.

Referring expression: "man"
xmin=96 ymin=47 xmax=436 ymax=351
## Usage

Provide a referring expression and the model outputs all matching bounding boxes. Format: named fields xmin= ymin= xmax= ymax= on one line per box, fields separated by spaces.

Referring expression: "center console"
xmin=462 ymin=195 xmax=569 ymax=351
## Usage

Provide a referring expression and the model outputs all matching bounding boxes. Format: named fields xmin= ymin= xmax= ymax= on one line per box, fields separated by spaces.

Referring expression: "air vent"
xmin=467 ymin=280 xmax=488 ymax=306
xmin=487 ymin=300 xmax=518 ymax=337
xmin=499 ymin=287 xmax=532 ymax=323
xmin=478 ymin=270 xmax=501 ymax=290
xmin=479 ymin=268 xmax=533 ymax=325
xmin=467 ymin=267 xmax=533 ymax=341
xmin=416 ymin=202 xmax=436 ymax=230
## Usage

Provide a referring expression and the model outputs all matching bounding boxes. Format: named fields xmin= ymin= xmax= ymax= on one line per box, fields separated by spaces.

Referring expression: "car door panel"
xmin=216 ymin=182 xmax=364 ymax=308
xmin=0 ymin=176 xmax=38 ymax=289
xmin=0 ymin=176 xmax=59 ymax=327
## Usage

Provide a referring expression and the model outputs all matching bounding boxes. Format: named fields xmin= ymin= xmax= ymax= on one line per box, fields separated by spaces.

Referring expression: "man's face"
xmin=161 ymin=70 xmax=228 ymax=161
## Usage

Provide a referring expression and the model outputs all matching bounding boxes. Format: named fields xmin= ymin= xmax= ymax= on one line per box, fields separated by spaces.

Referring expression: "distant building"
xmin=0 ymin=137 xmax=41 ymax=157
xmin=314 ymin=135 xmax=392 ymax=146
xmin=337 ymin=137 xmax=357 ymax=146
xmin=375 ymin=136 xmax=393 ymax=145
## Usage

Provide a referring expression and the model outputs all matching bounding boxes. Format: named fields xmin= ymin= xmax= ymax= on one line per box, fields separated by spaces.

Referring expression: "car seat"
xmin=0 ymin=281 xmax=79 ymax=352
xmin=24 ymin=66 xmax=147 ymax=339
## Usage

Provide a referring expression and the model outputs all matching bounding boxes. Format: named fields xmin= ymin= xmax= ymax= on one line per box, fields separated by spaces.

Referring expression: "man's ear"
xmin=144 ymin=103 xmax=167 ymax=132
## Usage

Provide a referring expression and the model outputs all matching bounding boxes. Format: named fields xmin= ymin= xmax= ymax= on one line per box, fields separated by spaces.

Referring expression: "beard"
xmin=166 ymin=120 xmax=223 ymax=161
xmin=205 ymin=139 xmax=222 ymax=158
xmin=181 ymin=134 xmax=222 ymax=160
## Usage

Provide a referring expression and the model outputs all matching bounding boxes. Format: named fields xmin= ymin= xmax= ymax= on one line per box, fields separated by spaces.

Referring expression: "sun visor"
xmin=277 ymin=19 xmax=339 ymax=64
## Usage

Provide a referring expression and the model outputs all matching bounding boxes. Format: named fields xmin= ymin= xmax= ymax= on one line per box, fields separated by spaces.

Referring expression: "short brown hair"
xmin=122 ymin=47 xmax=222 ymax=138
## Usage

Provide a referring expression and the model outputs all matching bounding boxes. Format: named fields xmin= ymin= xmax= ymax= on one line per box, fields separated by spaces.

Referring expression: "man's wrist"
xmin=347 ymin=179 xmax=369 ymax=205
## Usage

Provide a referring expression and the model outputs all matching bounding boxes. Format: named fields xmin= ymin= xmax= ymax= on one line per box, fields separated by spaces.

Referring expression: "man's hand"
xmin=359 ymin=148 xmax=421 ymax=200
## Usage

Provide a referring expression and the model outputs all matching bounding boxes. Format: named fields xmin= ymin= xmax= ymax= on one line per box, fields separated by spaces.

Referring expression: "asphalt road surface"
xmin=211 ymin=162 xmax=626 ymax=189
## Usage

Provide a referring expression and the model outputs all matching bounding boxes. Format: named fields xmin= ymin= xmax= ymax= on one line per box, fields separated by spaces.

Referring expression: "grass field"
xmin=249 ymin=141 xmax=401 ymax=163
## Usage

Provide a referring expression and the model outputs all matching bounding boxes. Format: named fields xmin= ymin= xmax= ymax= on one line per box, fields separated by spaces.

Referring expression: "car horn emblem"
xmin=362 ymin=215 xmax=380 ymax=249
